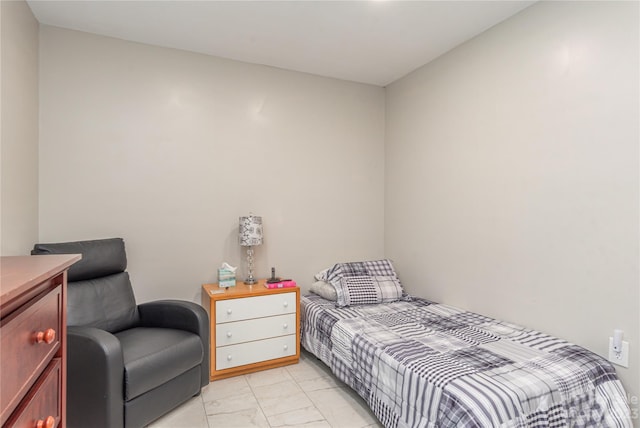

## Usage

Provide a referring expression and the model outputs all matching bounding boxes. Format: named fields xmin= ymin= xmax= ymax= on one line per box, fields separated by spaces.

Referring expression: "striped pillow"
xmin=317 ymin=259 xmax=409 ymax=307
xmin=333 ymin=275 xmax=404 ymax=307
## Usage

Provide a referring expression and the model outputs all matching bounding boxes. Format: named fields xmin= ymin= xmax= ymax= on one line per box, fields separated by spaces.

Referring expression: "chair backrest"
xmin=32 ymin=238 xmax=140 ymax=332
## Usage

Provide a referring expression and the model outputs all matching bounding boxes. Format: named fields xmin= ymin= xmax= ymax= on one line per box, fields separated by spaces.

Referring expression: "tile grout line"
xmin=286 ymin=360 xmax=334 ymax=428
xmin=200 ymin=390 xmax=212 ymax=428
xmin=191 ymin=353 xmax=380 ymax=428
xmin=245 ymin=373 xmax=273 ymax=428
xmin=296 ymin=353 xmax=384 ymax=428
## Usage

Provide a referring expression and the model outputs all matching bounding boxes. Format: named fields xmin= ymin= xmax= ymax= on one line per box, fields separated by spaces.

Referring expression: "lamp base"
xmin=243 ymin=245 xmax=258 ymax=285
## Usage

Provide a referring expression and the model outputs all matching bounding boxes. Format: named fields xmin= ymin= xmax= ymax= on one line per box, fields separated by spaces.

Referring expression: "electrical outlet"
xmin=608 ymin=337 xmax=629 ymax=367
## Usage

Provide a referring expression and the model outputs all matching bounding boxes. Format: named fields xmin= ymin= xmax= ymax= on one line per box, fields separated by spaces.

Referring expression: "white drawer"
xmin=216 ymin=334 xmax=296 ymax=370
xmin=216 ymin=313 xmax=296 ymax=346
xmin=216 ymin=293 xmax=296 ymax=323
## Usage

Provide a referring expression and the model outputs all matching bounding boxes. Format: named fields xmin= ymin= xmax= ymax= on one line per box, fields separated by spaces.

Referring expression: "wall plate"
xmin=608 ymin=337 xmax=629 ymax=368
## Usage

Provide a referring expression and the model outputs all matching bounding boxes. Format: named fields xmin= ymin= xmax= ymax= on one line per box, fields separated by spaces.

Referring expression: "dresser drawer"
xmin=216 ymin=313 xmax=296 ymax=346
xmin=4 ymin=358 xmax=61 ymax=428
xmin=0 ymin=286 xmax=61 ymax=423
xmin=216 ymin=334 xmax=296 ymax=370
xmin=216 ymin=292 xmax=296 ymax=323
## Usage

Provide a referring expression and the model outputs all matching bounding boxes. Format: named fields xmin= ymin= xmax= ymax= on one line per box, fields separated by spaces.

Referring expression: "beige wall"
xmin=25 ymin=0 xmax=640 ymax=412
xmin=38 ymin=26 xmax=385 ymax=303
xmin=1 ymin=0 xmax=39 ymax=255
xmin=386 ymin=1 xmax=639 ymax=404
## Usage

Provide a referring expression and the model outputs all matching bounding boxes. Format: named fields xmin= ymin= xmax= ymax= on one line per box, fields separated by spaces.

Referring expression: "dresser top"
xmin=1 ymin=255 xmax=81 ymax=308
xmin=203 ymin=279 xmax=299 ymax=300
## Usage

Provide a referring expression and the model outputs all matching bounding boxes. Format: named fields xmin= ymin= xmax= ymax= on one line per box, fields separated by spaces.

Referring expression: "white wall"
xmin=38 ymin=26 xmax=385 ymax=303
xmin=34 ymin=0 xmax=638 ymax=411
xmin=386 ymin=1 xmax=639 ymax=405
xmin=1 ymin=0 xmax=39 ymax=256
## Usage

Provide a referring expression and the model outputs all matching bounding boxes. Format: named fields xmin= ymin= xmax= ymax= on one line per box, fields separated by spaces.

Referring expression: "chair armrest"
xmin=138 ymin=300 xmax=210 ymax=387
xmin=67 ymin=326 xmax=124 ymax=428
xmin=138 ymin=300 xmax=207 ymax=334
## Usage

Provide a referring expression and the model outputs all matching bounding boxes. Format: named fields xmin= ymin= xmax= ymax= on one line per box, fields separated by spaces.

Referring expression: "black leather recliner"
xmin=32 ymin=238 xmax=209 ymax=428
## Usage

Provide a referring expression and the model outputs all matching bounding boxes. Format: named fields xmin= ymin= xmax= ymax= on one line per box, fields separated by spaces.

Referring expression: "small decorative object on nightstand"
xmin=267 ymin=267 xmax=281 ymax=284
xmin=201 ymin=279 xmax=300 ymax=381
xmin=239 ymin=215 xmax=262 ymax=285
xmin=218 ymin=262 xmax=237 ymax=288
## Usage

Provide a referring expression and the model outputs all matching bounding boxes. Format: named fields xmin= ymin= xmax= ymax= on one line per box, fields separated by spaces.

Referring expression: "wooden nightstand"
xmin=201 ymin=279 xmax=300 ymax=381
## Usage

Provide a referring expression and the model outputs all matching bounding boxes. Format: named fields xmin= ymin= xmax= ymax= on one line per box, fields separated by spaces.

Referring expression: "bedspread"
xmin=301 ymin=294 xmax=632 ymax=428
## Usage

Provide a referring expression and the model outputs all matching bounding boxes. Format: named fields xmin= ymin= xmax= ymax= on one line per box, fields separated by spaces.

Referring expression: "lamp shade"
xmin=239 ymin=215 xmax=263 ymax=246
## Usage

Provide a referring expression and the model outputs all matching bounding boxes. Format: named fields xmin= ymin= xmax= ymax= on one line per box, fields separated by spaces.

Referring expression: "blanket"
xmin=301 ymin=294 xmax=632 ymax=428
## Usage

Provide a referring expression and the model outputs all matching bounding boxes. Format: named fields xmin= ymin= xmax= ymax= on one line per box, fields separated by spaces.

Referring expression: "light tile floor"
xmin=147 ymin=350 xmax=383 ymax=428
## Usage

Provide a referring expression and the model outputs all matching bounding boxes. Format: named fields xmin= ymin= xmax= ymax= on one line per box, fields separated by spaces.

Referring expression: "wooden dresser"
xmin=201 ymin=280 xmax=300 ymax=381
xmin=0 ymin=255 xmax=80 ymax=428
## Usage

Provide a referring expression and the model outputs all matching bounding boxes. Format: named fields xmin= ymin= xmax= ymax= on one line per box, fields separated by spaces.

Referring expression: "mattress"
xmin=301 ymin=294 xmax=632 ymax=428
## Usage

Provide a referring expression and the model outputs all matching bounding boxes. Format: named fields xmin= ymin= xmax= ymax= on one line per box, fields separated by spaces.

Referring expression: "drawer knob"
xmin=226 ymin=332 xmax=232 ymax=338
xmin=36 ymin=416 xmax=55 ymax=428
xmin=283 ymin=344 xmax=288 ymax=351
xmin=227 ymin=309 xmax=232 ymax=315
xmin=283 ymin=323 xmax=288 ymax=329
xmin=283 ymin=301 xmax=288 ymax=307
xmin=227 ymin=355 xmax=232 ymax=361
xmin=35 ymin=328 xmax=56 ymax=345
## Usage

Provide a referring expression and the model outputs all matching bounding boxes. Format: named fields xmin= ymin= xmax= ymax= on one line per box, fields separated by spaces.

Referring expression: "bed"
xmin=301 ymin=260 xmax=632 ymax=428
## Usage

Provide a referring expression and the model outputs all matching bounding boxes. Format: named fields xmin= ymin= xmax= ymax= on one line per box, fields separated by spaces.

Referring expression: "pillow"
xmin=317 ymin=259 xmax=409 ymax=307
xmin=333 ymin=275 xmax=404 ymax=307
xmin=314 ymin=268 xmax=330 ymax=282
xmin=309 ymin=280 xmax=337 ymax=301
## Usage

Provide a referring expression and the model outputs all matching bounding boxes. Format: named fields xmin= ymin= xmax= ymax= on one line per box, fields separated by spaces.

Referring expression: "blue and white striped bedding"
xmin=301 ymin=294 xmax=632 ymax=427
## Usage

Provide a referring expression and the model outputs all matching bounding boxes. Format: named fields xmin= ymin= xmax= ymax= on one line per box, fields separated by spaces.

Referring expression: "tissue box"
xmin=218 ymin=269 xmax=236 ymax=288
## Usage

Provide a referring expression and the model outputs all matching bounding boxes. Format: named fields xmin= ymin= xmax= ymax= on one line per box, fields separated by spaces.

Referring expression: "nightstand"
xmin=201 ymin=279 xmax=300 ymax=381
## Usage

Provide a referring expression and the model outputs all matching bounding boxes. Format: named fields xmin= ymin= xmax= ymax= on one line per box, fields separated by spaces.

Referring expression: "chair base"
xmin=125 ymin=365 xmax=202 ymax=427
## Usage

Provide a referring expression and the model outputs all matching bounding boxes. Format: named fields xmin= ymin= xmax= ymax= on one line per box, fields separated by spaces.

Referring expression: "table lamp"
xmin=239 ymin=215 xmax=263 ymax=285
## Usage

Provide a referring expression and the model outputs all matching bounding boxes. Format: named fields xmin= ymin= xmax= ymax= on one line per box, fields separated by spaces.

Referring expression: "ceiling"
xmin=27 ymin=0 xmax=535 ymax=86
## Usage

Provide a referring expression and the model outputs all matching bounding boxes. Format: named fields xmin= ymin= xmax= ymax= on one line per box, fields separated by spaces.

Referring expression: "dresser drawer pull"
xmin=226 ymin=332 xmax=232 ymax=338
xmin=283 ymin=344 xmax=288 ymax=351
xmin=35 ymin=328 xmax=56 ymax=345
xmin=227 ymin=355 xmax=232 ymax=361
xmin=283 ymin=323 xmax=288 ymax=329
xmin=283 ymin=301 xmax=288 ymax=308
xmin=227 ymin=309 xmax=232 ymax=315
xmin=36 ymin=415 xmax=55 ymax=428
